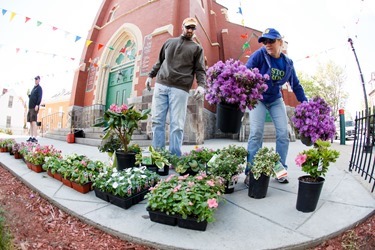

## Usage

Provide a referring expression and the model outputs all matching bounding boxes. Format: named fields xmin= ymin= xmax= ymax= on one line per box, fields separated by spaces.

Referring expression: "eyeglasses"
xmin=262 ymin=39 xmax=276 ymax=45
xmin=185 ymin=25 xmax=196 ymax=30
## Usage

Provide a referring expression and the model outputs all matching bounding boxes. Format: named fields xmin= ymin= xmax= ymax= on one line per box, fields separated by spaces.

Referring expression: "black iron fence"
xmin=71 ymin=104 xmax=105 ymax=128
xmin=349 ymin=108 xmax=375 ymax=192
xmin=40 ymin=112 xmax=65 ymax=136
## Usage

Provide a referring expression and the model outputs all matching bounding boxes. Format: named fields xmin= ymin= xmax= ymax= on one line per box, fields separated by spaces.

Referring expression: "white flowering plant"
xmin=92 ymin=167 xmax=160 ymax=198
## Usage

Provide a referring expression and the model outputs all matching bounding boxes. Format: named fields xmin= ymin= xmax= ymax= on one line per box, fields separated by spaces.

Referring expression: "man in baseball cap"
xmin=182 ymin=17 xmax=197 ymax=27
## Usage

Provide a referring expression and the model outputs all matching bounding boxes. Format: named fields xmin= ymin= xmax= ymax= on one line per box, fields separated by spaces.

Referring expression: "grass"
xmin=0 ymin=208 xmax=14 ymax=250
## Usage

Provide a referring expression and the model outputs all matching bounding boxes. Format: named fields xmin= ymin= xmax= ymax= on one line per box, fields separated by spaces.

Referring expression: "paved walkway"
xmin=0 ymin=136 xmax=374 ymax=250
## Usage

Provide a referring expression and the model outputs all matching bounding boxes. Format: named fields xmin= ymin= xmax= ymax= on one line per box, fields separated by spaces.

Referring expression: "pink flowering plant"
xmin=292 ymin=96 xmax=336 ymax=143
xmin=205 ymin=58 xmax=269 ymax=112
xmin=146 ymin=173 xmax=225 ymax=222
xmin=24 ymin=144 xmax=62 ymax=165
xmin=94 ymin=104 xmax=151 ymax=152
xmin=295 ymin=140 xmax=340 ymax=181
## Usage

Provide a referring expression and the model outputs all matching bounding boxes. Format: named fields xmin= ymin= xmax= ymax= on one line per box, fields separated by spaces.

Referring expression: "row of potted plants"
xmin=42 ymin=153 xmax=106 ymax=192
xmin=0 ymin=138 xmax=17 ymax=153
xmin=8 ymin=141 xmax=162 ymax=209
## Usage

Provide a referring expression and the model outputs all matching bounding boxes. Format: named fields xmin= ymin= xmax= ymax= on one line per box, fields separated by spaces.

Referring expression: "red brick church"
xmin=69 ymin=0 xmax=299 ymax=144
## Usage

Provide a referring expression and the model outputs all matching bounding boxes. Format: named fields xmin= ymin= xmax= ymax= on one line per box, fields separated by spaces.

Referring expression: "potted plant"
xmin=24 ymin=145 xmax=62 ymax=173
xmin=295 ymin=139 xmax=340 ymax=212
xmin=94 ymin=103 xmax=151 ymax=170
xmin=145 ymin=173 xmax=225 ymax=231
xmin=135 ymin=146 xmax=170 ymax=176
xmin=12 ymin=142 xmax=22 ymax=159
xmin=205 ymin=58 xmax=269 ymax=133
xmin=66 ymin=110 xmax=75 ymax=143
xmin=207 ymin=145 xmax=247 ymax=193
xmin=0 ymin=139 xmax=14 ymax=152
xmin=5 ymin=139 xmax=16 ymax=154
xmin=18 ymin=142 xmax=34 ymax=162
xmin=292 ymin=96 xmax=336 ymax=146
xmin=92 ymin=166 xmax=160 ymax=209
xmin=248 ymin=147 xmax=281 ymax=199
xmin=175 ymin=146 xmax=216 ymax=176
xmin=43 ymin=155 xmax=64 ymax=178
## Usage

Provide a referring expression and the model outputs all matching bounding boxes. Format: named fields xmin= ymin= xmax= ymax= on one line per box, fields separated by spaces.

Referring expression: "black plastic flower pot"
xmin=115 ymin=151 xmax=136 ymax=170
xmin=248 ymin=172 xmax=270 ymax=199
xmin=296 ymin=175 xmax=325 ymax=212
xmin=216 ymin=102 xmax=244 ymax=134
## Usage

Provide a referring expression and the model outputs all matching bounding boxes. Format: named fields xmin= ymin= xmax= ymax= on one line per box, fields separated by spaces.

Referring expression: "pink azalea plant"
xmin=94 ymin=103 xmax=150 ymax=152
xmin=146 ymin=173 xmax=225 ymax=223
xmin=295 ymin=139 xmax=340 ymax=181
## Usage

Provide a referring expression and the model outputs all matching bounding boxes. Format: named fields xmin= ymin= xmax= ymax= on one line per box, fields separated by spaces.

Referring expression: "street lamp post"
xmin=348 ymin=38 xmax=371 ymax=152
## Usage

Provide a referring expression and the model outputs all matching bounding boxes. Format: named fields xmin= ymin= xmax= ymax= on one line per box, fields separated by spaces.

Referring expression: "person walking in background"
xmin=244 ymin=28 xmax=308 ymax=185
xmin=27 ymin=75 xmax=43 ymax=143
xmin=145 ymin=17 xmax=205 ymax=157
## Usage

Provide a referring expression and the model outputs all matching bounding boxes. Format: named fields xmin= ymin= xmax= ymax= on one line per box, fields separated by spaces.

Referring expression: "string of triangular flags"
xmin=0 ymin=7 xmax=116 ymax=54
xmin=0 ymin=43 xmax=78 ymax=61
xmin=234 ymin=0 xmax=366 ymax=62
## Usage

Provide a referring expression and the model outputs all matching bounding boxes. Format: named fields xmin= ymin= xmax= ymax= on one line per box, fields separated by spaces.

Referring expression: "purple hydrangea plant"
xmin=204 ymin=59 xmax=269 ymax=112
xmin=292 ymin=96 xmax=336 ymax=143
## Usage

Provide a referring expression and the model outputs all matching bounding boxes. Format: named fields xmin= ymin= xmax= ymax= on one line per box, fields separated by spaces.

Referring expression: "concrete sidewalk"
xmin=0 ymin=136 xmax=374 ymax=250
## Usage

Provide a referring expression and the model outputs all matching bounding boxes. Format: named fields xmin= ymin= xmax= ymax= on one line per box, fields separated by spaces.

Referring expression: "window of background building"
xmin=8 ymin=95 xmax=13 ymax=108
xmin=59 ymin=106 xmax=63 ymax=117
xmin=6 ymin=116 xmax=11 ymax=128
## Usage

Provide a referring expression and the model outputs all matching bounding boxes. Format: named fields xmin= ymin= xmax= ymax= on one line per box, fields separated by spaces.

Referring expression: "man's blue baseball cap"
xmin=258 ymin=28 xmax=282 ymax=43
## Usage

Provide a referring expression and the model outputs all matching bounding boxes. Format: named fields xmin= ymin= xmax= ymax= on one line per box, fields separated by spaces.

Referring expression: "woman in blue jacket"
xmin=244 ymin=28 xmax=307 ymax=186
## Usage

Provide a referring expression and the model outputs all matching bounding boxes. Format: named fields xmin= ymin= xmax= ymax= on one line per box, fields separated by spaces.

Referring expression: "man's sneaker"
xmin=31 ymin=138 xmax=38 ymax=143
xmin=244 ymin=174 xmax=250 ymax=187
xmin=26 ymin=137 xmax=32 ymax=142
xmin=276 ymin=177 xmax=289 ymax=184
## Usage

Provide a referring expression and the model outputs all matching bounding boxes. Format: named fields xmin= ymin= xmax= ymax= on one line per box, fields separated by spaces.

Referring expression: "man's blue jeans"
xmin=245 ymin=98 xmax=289 ymax=175
xmin=151 ymin=83 xmax=189 ymax=156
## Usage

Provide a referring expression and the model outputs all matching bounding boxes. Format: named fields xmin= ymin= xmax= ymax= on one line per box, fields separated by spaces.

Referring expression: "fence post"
xmin=339 ymin=109 xmax=346 ymax=145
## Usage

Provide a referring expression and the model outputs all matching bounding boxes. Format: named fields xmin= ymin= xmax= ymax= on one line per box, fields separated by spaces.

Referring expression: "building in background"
xmin=0 ymin=88 xmax=26 ymax=135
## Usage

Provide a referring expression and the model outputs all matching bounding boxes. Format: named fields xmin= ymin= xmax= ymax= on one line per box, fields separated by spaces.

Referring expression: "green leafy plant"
xmin=250 ymin=147 xmax=280 ymax=180
xmin=93 ymin=167 xmax=160 ymax=198
xmin=94 ymin=104 xmax=151 ymax=152
xmin=207 ymin=145 xmax=247 ymax=182
xmin=175 ymin=147 xmax=217 ymax=174
xmin=98 ymin=131 xmax=122 ymax=156
xmin=42 ymin=155 xmax=64 ymax=174
xmin=51 ymin=153 xmax=105 ymax=184
xmin=146 ymin=173 xmax=225 ymax=223
xmin=135 ymin=146 xmax=170 ymax=169
xmin=295 ymin=139 xmax=340 ymax=181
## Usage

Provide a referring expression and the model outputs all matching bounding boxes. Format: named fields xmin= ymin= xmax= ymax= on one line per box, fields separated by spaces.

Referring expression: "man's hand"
xmin=194 ymin=86 xmax=205 ymax=99
xmin=145 ymin=77 xmax=152 ymax=91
